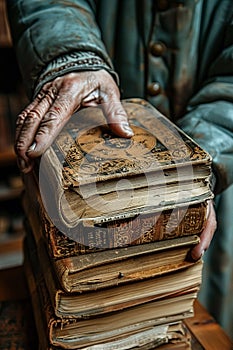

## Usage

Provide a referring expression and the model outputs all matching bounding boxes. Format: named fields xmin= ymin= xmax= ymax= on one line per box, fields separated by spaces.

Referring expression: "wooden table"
xmin=184 ymin=300 xmax=232 ymax=350
xmin=0 ymin=265 xmax=232 ymax=350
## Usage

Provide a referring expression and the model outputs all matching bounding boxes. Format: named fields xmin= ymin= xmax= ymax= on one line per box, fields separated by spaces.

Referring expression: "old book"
xmin=41 ymin=324 xmax=192 ymax=350
xmin=23 ymin=183 xmax=202 ymax=293
xmin=24 ymin=242 xmax=197 ymax=350
xmin=22 ymin=162 xmax=208 ymax=258
xmin=38 ymin=234 xmax=201 ymax=294
xmin=36 ymin=98 xmax=213 ymax=243
xmin=25 ymin=218 xmax=202 ymax=317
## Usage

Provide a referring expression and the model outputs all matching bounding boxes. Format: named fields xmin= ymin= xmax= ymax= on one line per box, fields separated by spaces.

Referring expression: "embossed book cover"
xmin=36 ymin=98 xmax=213 ymax=245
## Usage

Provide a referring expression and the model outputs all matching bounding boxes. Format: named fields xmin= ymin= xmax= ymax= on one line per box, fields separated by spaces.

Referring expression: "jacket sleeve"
xmin=177 ymin=14 xmax=233 ymax=194
xmin=6 ymin=0 xmax=114 ymax=98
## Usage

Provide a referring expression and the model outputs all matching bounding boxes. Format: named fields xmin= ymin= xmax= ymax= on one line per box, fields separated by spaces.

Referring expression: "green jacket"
xmin=7 ymin=0 xmax=233 ymax=193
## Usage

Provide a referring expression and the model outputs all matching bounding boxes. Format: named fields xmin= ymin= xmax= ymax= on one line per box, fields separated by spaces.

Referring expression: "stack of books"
xmin=22 ymin=99 xmax=213 ymax=349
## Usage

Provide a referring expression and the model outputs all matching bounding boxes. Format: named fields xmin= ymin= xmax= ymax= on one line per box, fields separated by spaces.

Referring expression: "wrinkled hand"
xmin=189 ymin=199 xmax=217 ymax=261
xmin=15 ymin=70 xmax=134 ymax=173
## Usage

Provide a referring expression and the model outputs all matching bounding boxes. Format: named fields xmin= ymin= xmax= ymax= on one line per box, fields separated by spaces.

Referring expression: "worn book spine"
xmin=46 ymin=201 xmax=207 ymax=256
xmin=22 ymin=171 xmax=207 ymax=258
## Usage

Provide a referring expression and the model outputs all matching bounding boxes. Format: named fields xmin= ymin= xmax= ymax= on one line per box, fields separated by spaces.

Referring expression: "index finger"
xmin=15 ymin=87 xmax=57 ymax=161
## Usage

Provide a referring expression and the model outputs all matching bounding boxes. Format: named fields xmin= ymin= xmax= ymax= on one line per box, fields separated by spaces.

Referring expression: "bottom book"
xmin=40 ymin=323 xmax=192 ymax=350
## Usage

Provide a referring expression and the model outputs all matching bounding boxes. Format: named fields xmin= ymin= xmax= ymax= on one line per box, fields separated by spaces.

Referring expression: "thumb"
xmin=80 ymin=69 xmax=134 ymax=138
xmin=101 ymin=100 xmax=134 ymax=138
xmin=189 ymin=200 xmax=217 ymax=261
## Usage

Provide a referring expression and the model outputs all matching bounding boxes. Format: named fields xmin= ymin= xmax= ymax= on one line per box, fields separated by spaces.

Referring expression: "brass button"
xmin=156 ymin=0 xmax=169 ymax=11
xmin=147 ymin=82 xmax=162 ymax=96
xmin=150 ymin=42 xmax=167 ymax=56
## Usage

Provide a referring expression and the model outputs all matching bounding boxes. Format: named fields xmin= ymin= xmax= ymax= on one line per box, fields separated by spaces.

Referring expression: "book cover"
xmin=51 ymin=98 xmax=212 ymax=186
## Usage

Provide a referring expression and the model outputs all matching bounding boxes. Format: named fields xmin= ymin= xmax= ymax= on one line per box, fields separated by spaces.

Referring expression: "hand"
xmin=189 ymin=199 xmax=217 ymax=261
xmin=15 ymin=70 xmax=134 ymax=173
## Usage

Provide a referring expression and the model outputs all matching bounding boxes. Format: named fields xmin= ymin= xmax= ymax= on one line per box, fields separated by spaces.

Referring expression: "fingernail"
xmin=27 ymin=142 xmax=37 ymax=153
xmin=191 ymin=249 xmax=205 ymax=262
xmin=200 ymin=250 xmax=205 ymax=258
xmin=122 ymin=123 xmax=134 ymax=136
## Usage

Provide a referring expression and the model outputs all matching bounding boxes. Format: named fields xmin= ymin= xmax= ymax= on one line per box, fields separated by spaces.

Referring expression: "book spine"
xmin=106 ymin=203 xmax=207 ymax=246
xmin=47 ymin=202 xmax=207 ymax=257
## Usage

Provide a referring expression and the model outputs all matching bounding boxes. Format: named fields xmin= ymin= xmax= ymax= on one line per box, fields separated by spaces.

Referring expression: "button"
xmin=150 ymin=42 xmax=167 ymax=56
xmin=147 ymin=82 xmax=162 ymax=96
xmin=156 ymin=0 xmax=169 ymax=11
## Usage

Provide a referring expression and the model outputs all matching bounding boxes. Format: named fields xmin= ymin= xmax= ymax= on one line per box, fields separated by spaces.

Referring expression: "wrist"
xmin=34 ymin=51 xmax=119 ymax=98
